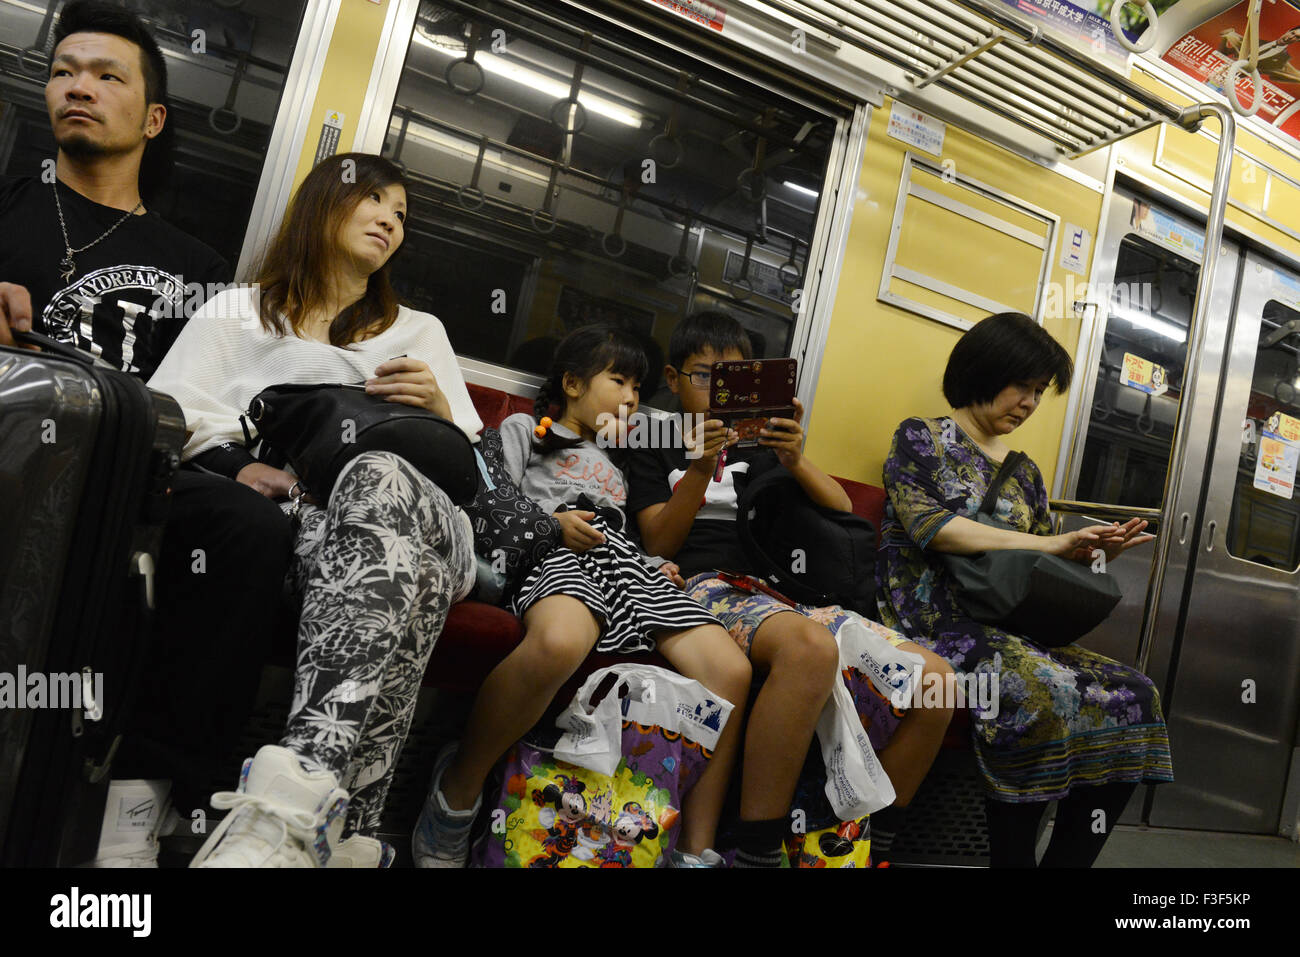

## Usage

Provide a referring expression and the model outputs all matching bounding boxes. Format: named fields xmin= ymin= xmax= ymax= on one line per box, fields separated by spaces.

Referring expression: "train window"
xmin=0 ymin=0 xmax=311 ymax=271
xmin=1227 ymin=300 xmax=1300 ymax=572
xmin=1075 ymin=231 xmax=1200 ymax=510
xmin=376 ymin=0 xmax=840 ymax=404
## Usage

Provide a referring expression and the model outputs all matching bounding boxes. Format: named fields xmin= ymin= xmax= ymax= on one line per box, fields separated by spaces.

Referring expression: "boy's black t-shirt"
xmin=625 ymin=417 xmax=780 ymax=579
xmin=0 ymin=176 xmax=230 ymax=380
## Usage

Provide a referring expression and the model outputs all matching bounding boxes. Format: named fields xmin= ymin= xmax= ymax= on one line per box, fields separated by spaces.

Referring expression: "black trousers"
xmin=113 ymin=468 xmax=293 ymax=817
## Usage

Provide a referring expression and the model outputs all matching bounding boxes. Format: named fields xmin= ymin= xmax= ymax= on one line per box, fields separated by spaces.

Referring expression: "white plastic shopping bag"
xmin=834 ymin=612 xmax=926 ymax=707
xmin=813 ymin=612 xmax=922 ymax=819
xmin=553 ymin=663 xmax=734 ymax=776
xmin=816 ymin=678 xmax=896 ymax=819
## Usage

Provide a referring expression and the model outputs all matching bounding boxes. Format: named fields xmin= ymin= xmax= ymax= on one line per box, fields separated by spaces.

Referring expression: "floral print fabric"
xmin=280 ymin=451 xmax=476 ymax=834
xmin=876 ymin=417 xmax=1173 ymax=802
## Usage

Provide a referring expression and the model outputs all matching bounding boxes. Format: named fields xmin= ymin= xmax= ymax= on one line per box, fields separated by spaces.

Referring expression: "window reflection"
xmin=1229 ymin=300 xmax=1300 ymax=571
xmin=382 ymin=0 xmax=841 ymax=399
xmin=1077 ymin=227 xmax=1199 ymax=508
xmin=0 ymin=0 xmax=309 ymax=268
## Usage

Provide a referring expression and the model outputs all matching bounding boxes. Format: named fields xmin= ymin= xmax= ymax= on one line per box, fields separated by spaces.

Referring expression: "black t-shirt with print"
xmin=0 ymin=176 xmax=230 ymax=380
xmin=625 ymin=417 xmax=779 ymax=579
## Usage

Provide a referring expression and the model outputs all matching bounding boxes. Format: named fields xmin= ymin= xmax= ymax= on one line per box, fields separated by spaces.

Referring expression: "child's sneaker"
xmin=412 ymin=743 xmax=480 ymax=868
xmin=88 ymin=779 xmax=170 ymax=867
xmin=328 ymin=835 xmax=396 ymax=868
xmin=668 ymin=847 xmax=724 ymax=867
xmin=189 ymin=745 xmax=348 ymax=868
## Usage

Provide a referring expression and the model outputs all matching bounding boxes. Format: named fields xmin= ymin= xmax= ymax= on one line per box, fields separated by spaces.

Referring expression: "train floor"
xmin=163 ymin=666 xmax=1300 ymax=869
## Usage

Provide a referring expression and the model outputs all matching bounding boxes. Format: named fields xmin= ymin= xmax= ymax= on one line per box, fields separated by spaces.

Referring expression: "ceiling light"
xmin=1109 ymin=305 xmax=1187 ymax=343
xmin=412 ymin=33 xmax=644 ymax=128
xmin=782 ymin=180 xmax=819 ymax=199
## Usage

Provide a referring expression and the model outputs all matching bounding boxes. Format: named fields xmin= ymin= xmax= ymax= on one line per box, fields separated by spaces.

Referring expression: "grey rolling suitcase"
xmin=0 ymin=332 xmax=184 ymax=866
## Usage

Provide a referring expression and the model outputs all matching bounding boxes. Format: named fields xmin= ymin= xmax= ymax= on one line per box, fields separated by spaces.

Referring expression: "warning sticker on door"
xmin=1059 ymin=222 xmax=1091 ymax=275
xmin=1120 ymin=352 xmax=1169 ymax=396
xmin=887 ymin=103 xmax=945 ymax=155
xmin=1254 ymin=411 xmax=1300 ymax=499
xmin=313 ymin=110 xmax=345 ymax=167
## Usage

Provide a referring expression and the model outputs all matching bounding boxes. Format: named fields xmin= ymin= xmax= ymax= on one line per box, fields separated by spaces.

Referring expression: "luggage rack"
xmin=758 ymin=0 xmax=1193 ymax=158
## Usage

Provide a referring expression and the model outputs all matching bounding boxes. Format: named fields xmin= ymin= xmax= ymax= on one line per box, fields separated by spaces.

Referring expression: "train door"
xmin=1059 ymin=189 xmax=1239 ymax=673
xmin=1145 ymin=251 xmax=1300 ymax=834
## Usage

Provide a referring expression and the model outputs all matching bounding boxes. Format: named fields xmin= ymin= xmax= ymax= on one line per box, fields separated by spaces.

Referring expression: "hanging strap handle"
xmin=978 ymin=450 xmax=1028 ymax=516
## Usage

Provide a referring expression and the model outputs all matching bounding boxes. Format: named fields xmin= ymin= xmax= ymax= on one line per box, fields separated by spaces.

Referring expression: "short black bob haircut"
xmin=668 ymin=310 xmax=753 ymax=369
xmin=942 ymin=312 xmax=1073 ymax=409
xmin=52 ymin=1 xmax=172 ymax=198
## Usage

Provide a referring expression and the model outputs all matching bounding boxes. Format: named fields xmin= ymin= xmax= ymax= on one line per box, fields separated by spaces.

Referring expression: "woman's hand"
xmin=1062 ymin=518 xmax=1154 ymax=564
xmin=236 ymin=462 xmax=299 ymax=500
xmin=758 ymin=397 xmax=806 ymax=469
xmin=555 ymin=509 xmax=605 ymax=553
xmin=658 ymin=561 xmax=686 ymax=589
xmin=366 ymin=357 xmax=452 ymax=419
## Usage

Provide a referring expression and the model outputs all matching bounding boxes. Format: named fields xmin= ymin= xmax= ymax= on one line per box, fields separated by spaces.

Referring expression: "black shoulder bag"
xmin=940 ymin=451 xmax=1121 ymax=647
xmin=240 ymin=383 xmax=478 ymax=505
xmin=460 ymin=426 xmax=562 ymax=607
xmin=736 ymin=459 xmax=878 ymax=617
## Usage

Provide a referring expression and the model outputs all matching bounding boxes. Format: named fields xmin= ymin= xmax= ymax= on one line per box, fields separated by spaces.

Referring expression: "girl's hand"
xmin=367 ymin=358 xmax=451 ymax=419
xmin=236 ymin=462 xmax=299 ymax=501
xmin=658 ymin=561 xmax=685 ymax=589
xmin=758 ymin=397 xmax=806 ymax=469
xmin=555 ymin=510 xmax=605 ymax=552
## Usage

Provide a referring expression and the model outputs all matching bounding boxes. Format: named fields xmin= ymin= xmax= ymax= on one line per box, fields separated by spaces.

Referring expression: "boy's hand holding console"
xmin=694 ymin=357 xmax=802 ymax=481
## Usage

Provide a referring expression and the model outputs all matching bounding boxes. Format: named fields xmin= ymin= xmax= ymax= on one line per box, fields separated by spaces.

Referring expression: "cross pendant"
xmin=60 ymin=255 xmax=76 ymax=282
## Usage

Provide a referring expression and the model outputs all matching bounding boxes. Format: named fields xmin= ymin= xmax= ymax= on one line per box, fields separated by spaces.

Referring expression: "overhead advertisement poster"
xmin=1162 ymin=0 xmax=1300 ymax=141
xmin=996 ymin=0 xmax=1176 ymax=67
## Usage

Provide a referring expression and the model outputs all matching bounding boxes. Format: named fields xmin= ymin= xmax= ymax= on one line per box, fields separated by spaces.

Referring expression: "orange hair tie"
xmin=533 ymin=416 xmax=553 ymax=438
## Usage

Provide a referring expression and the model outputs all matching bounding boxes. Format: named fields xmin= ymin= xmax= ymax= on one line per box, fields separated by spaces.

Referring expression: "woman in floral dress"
xmin=876 ymin=312 xmax=1173 ymax=867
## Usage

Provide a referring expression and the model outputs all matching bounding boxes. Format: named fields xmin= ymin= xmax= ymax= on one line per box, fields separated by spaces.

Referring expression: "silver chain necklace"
xmin=52 ymin=180 xmax=143 ymax=282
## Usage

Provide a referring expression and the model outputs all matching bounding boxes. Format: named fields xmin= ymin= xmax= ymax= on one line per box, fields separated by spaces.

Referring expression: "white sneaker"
xmin=89 ymin=779 xmax=171 ymax=868
xmin=328 ymin=835 xmax=396 ymax=868
xmin=412 ymin=743 xmax=480 ymax=868
xmin=668 ymin=847 xmax=725 ymax=868
xmin=189 ymin=746 xmax=349 ymax=868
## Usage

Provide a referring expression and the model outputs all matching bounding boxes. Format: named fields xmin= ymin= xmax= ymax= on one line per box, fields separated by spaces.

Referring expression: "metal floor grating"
xmin=883 ymin=749 xmax=990 ymax=867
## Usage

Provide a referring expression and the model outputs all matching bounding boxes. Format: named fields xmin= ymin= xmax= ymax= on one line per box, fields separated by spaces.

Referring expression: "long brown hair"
xmin=251 ymin=152 xmax=409 ymax=345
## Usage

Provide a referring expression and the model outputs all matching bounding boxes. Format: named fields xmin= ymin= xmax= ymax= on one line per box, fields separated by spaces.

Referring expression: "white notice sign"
xmin=1060 ymin=222 xmax=1091 ymax=275
xmin=887 ymin=103 xmax=945 ymax=155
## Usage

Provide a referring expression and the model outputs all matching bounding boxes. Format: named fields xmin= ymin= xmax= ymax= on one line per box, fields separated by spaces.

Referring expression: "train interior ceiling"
xmin=2 ymin=0 xmax=1299 ymax=866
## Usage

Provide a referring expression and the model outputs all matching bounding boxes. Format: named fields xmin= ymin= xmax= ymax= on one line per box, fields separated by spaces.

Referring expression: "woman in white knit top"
xmin=149 ymin=153 xmax=480 ymax=869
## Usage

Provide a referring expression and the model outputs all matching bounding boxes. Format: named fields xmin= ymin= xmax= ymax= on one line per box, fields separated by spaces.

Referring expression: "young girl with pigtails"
xmin=413 ymin=323 xmax=752 ymax=868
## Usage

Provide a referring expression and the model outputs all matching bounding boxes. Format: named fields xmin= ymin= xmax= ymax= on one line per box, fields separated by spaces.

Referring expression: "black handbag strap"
xmin=978 ymin=450 xmax=1028 ymax=516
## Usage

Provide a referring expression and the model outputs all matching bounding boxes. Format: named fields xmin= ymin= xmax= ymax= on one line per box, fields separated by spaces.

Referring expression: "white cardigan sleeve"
xmin=147 ymin=288 xmax=259 ymax=461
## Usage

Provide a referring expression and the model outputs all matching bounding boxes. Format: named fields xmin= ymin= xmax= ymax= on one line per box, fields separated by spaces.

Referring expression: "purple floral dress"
xmin=877 ymin=417 xmax=1173 ymax=803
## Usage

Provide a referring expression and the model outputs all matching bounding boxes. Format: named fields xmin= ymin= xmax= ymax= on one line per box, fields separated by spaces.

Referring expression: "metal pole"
xmin=1136 ymin=102 xmax=1237 ymax=673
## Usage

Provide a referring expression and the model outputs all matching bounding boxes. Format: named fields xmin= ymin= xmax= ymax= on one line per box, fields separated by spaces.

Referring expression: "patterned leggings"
xmin=279 ymin=451 xmax=475 ymax=835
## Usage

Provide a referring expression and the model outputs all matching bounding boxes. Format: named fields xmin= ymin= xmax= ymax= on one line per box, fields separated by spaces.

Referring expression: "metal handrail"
xmin=1050 ymin=500 xmax=1164 ymax=522
xmin=1136 ymin=102 xmax=1237 ymax=673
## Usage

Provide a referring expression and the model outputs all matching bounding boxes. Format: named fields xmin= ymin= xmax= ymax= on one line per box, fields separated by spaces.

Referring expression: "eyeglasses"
xmin=673 ymin=367 xmax=711 ymax=389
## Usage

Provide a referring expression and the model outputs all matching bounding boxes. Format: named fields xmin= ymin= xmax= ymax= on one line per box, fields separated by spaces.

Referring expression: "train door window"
xmin=0 ymin=0 xmax=311 ymax=271
xmin=1228 ymin=298 xmax=1300 ymax=571
xmin=1075 ymin=200 xmax=1201 ymax=509
xmin=374 ymin=0 xmax=843 ymax=405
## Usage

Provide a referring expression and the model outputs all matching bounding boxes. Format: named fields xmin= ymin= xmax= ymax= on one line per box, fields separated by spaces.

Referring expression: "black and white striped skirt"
xmin=510 ymin=515 xmax=721 ymax=654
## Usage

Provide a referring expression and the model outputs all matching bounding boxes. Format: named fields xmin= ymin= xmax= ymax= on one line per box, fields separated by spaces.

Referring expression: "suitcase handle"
xmin=11 ymin=330 xmax=94 ymax=365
